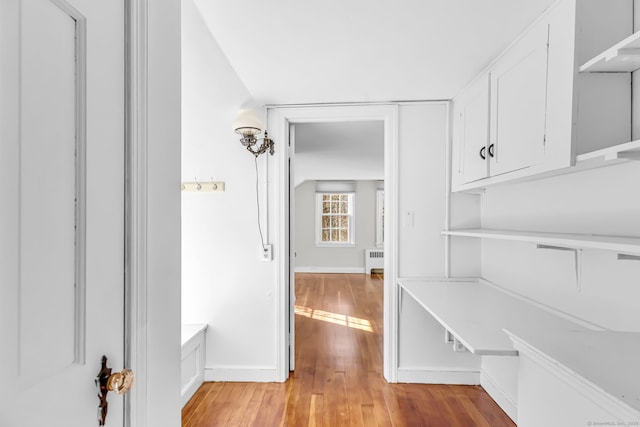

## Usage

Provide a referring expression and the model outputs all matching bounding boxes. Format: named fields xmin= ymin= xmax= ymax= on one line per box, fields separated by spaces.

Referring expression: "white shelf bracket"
xmin=536 ymin=244 xmax=575 ymax=252
xmin=604 ymin=152 xmax=640 ymax=162
xmin=536 ymin=244 xmax=583 ymax=292
xmin=613 ymin=47 xmax=640 ymax=59
xmin=617 ymin=254 xmax=640 ymax=261
xmin=444 ymin=328 xmax=454 ymax=345
xmin=452 ymin=336 xmax=468 ymax=353
xmin=575 ymin=248 xmax=583 ymax=293
xmin=618 ymin=151 xmax=640 ymax=161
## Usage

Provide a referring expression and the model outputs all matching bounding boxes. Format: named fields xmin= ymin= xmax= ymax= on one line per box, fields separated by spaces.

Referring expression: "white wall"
xmin=295 ymin=180 xmax=378 ymax=272
xmin=396 ymin=103 xmax=480 ymax=382
xmin=181 ymin=0 xmax=278 ymax=380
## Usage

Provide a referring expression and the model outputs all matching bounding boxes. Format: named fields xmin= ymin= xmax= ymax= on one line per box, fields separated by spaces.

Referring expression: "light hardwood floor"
xmin=182 ymin=273 xmax=516 ymax=426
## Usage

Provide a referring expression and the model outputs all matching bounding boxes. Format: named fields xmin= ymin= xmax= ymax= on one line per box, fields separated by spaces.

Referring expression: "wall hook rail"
xmin=181 ymin=178 xmax=225 ymax=192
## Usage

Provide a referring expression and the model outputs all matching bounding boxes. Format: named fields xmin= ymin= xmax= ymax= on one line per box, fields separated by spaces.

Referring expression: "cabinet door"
xmin=490 ymin=22 xmax=549 ymax=176
xmin=452 ymin=75 xmax=490 ymax=186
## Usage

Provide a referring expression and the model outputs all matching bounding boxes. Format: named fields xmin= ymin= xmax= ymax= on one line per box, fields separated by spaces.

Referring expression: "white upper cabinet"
xmin=490 ymin=20 xmax=549 ymax=177
xmin=451 ymin=0 xmax=633 ymax=192
xmin=451 ymin=75 xmax=490 ymax=186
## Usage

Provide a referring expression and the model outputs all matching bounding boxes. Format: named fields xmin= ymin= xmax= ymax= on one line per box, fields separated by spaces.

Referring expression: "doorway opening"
xmin=289 ymin=120 xmax=384 ymax=372
xmin=268 ymin=104 xmax=399 ymax=382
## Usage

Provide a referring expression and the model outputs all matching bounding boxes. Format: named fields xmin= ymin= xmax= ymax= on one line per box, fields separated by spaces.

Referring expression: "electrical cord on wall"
xmin=254 ymin=156 xmax=267 ymax=251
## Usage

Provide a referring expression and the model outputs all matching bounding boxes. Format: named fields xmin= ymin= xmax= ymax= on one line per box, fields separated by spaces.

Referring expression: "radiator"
xmin=365 ymin=249 xmax=384 ymax=274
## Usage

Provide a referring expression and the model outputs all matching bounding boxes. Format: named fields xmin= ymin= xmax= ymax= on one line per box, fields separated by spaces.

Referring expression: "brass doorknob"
xmin=96 ymin=356 xmax=134 ymax=425
xmin=106 ymin=368 xmax=134 ymax=395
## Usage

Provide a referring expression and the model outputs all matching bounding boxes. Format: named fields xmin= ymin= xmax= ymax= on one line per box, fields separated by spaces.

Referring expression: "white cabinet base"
xmin=181 ymin=324 xmax=207 ymax=407
xmin=516 ymin=353 xmax=628 ymax=427
xmin=508 ymin=330 xmax=640 ymax=427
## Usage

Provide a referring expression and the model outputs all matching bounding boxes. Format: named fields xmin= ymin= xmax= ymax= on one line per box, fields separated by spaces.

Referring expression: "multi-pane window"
xmin=316 ymin=193 xmax=355 ymax=246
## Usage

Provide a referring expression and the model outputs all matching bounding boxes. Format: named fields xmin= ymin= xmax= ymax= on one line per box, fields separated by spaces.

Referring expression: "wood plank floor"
xmin=182 ymin=273 xmax=516 ymax=427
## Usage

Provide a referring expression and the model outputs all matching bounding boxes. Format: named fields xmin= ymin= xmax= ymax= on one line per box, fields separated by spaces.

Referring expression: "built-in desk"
xmin=398 ymin=279 xmax=640 ymax=424
xmin=398 ymin=279 xmax=591 ymax=356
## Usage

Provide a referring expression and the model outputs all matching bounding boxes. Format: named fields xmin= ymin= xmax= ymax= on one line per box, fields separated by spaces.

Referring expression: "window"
xmin=376 ymin=189 xmax=384 ymax=247
xmin=316 ymin=193 xmax=355 ymax=246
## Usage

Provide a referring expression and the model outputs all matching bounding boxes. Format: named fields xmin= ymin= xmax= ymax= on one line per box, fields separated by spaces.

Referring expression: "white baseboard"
xmin=181 ymin=376 xmax=203 ymax=408
xmin=481 ymin=369 xmax=518 ymax=423
xmin=204 ymin=367 xmax=280 ymax=382
xmin=295 ymin=266 xmax=365 ymax=274
xmin=396 ymin=368 xmax=480 ymax=385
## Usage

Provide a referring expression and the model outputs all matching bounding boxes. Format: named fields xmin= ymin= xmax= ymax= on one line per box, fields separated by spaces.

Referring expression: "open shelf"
xmin=580 ymin=31 xmax=640 ymax=73
xmin=506 ymin=329 xmax=640 ymax=415
xmin=442 ymin=228 xmax=640 ymax=255
xmin=398 ymin=279 xmax=590 ymax=356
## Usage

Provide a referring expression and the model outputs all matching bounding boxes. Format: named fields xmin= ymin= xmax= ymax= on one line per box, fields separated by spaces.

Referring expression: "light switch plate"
xmin=404 ymin=211 xmax=414 ymax=227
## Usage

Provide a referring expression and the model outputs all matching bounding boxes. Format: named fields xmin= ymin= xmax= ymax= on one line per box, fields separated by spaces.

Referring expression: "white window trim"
xmin=315 ymin=192 xmax=356 ymax=247
xmin=376 ymin=189 xmax=384 ymax=248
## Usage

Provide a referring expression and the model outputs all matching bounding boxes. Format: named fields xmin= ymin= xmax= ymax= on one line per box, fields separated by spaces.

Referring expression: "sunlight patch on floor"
xmin=294 ymin=305 xmax=374 ymax=332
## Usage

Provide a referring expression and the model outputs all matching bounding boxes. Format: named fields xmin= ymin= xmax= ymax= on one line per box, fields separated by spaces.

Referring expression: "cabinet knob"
xmin=479 ymin=146 xmax=486 ymax=160
xmin=488 ymin=144 xmax=495 ymax=158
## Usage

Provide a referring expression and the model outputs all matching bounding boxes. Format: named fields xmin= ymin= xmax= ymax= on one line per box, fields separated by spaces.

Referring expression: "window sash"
xmin=316 ymin=193 xmax=355 ymax=246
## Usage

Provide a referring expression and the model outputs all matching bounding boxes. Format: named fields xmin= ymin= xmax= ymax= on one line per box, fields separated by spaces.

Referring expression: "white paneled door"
xmin=0 ymin=0 xmax=126 ymax=426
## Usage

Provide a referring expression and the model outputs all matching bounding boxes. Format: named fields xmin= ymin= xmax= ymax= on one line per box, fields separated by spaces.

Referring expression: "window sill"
xmin=315 ymin=243 xmax=356 ymax=248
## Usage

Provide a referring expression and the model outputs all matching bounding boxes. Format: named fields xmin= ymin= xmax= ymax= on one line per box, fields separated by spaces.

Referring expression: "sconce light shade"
xmin=233 ymin=108 xmax=263 ymax=137
xmin=233 ymin=108 xmax=275 ymax=157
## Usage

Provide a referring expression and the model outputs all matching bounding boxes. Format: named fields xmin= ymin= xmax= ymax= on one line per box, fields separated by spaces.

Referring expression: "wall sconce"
xmin=233 ymin=108 xmax=275 ymax=157
xmin=233 ymin=108 xmax=274 ymax=260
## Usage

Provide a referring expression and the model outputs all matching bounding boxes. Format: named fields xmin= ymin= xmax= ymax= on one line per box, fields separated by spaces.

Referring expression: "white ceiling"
xmin=193 ymin=0 xmax=557 ymax=105
xmin=293 ymin=121 xmax=384 ymax=186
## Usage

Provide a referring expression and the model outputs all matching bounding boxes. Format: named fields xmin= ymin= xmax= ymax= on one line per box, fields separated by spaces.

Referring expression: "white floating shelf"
xmin=398 ymin=279 xmax=590 ymax=356
xmin=580 ymin=31 xmax=640 ymax=73
xmin=442 ymin=229 xmax=640 ymax=255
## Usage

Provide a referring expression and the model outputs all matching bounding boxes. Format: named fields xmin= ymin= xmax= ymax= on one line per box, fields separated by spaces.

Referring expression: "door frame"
xmin=267 ymin=104 xmax=400 ymax=383
xmin=288 ymin=123 xmax=296 ymax=371
xmin=124 ymin=0 xmax=148 ymax=425
xmin=125 ymin=0 xmax=182 ymax=425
